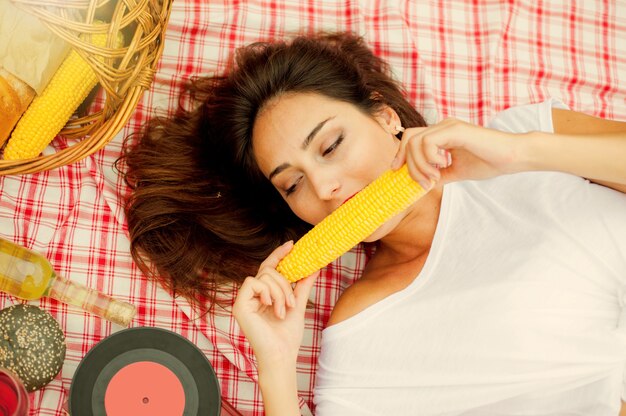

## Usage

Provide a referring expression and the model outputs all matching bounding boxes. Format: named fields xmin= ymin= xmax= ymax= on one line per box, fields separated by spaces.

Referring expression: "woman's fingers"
xmin=236 ymin=272 xmax=294 ymax=320
xmin=257 ymin=268 xmax=296 ymax=318
xmin=249 ymin=240 xmax=303 ymax=319
xmin=238 ymin=240 xmax=319 ymax=321
xmin=391 ymin=126 xmax=426 ymax=170
xmin=234 ymin=276 xmax=272 ymax=315
xmin=394 ymin=120 xmax=465 ymax=187
xmin=406 ymin=137 xmax=440 ymax=186
xmin=395 ymin=128 xmax=441 ymax=189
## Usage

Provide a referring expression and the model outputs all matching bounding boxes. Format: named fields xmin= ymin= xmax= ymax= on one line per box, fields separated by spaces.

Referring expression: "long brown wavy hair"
xmin=119 ymin=32 xmax=427 ymax=312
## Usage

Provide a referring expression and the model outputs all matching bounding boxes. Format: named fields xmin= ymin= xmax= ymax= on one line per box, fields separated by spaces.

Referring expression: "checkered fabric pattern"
xmin=1 ymin=1 xmax=625 ymax=414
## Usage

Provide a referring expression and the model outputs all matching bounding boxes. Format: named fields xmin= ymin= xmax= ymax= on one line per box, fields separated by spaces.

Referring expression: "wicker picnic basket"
xmin=0 ymin=0 xmax=173 ymax=176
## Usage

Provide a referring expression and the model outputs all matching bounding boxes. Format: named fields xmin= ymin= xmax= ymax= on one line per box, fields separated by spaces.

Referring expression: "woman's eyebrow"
xmin=269 ymin=163 xmax=289 ymax=182
xmin=268 ymin=116 xmax=336 ymax=181
xmin=301 ymin=116 xmax=335 ymax=150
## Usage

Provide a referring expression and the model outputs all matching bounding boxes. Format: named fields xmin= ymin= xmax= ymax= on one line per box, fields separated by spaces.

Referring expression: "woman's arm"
xmin=232 ymin=242 xmax=318 ymax=416
xmin=257 ymin=358 xmax=301 ymax=415
xmin=527 ymin=109 xmax=626 ymax=193
xmin=392 ymin=109 xmax=626 ymax=193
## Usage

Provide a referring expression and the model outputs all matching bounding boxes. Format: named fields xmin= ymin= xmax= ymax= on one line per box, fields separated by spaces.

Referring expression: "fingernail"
xmin=288 ymin=293 xmax=296 ymax=307
xmin=391 ymin=156 xmax=399 ymax=169
xmin=279 ymin=305 xmax=286 ymax=319
xmin=437 ymin=149 xmax=451 ymax=168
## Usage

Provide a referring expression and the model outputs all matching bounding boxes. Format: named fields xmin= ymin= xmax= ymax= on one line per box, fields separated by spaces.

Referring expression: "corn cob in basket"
xmin=3 ymin=30 xmax=122 ymax=160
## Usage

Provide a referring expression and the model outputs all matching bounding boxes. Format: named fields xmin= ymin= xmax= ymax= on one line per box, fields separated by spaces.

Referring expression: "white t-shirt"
xmin=313 ymin=100 xmax=626 ymax=415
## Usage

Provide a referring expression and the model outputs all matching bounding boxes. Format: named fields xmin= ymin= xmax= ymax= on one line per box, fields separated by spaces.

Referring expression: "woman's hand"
xmin=233 ymin=241 xmax=318 ymax=366
xmin=392 ymin=118 xmax=522 ymax=187
xmin=392 ymin=114 xmax=626 ymax=193
xmin=233 ymin=241 xmax=317 ymax=415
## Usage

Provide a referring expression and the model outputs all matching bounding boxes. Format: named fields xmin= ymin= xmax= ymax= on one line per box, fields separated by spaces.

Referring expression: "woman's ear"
xmin=374 ymin=104 xmax=402 ymax=135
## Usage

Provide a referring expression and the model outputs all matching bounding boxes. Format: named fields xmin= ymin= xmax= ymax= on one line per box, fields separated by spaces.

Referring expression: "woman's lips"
xmin=342 ymin=192 xmax=358 ymax=206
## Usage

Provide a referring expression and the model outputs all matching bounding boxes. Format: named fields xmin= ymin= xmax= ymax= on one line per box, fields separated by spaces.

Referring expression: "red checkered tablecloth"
xmin=1 ymin=1 xmax=625 ymax=415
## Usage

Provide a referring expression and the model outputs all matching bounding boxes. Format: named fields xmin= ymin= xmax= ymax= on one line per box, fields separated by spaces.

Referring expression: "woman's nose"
xmin=310 ymin=173 xmax=340 ymax=201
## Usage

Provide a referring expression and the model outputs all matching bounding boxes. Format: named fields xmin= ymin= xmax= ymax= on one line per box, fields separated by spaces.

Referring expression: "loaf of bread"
xmin=0 ymin=67 xmax=35 ymax=147
xmin=0 ymin=304 xmax=66 ymax=391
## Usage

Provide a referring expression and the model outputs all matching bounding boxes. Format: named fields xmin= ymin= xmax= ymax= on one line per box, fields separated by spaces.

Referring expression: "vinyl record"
xmin=69 ymin=327 xmax=221 ymax=416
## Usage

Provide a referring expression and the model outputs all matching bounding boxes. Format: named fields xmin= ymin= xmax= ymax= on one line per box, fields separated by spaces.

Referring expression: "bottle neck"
xmin=47 ymin=274 xmax=136 ymax=326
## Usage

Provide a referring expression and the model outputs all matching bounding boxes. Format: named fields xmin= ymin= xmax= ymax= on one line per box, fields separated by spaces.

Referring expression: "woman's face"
xmin=252 ymin=92 xmax=402 ymax=241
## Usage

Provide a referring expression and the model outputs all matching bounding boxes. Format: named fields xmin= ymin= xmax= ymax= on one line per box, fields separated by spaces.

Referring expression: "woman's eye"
xmin=322 ymin=134 xmax=344 ymax=156
xmin=285 ymin=177 xmax=301 ymax=196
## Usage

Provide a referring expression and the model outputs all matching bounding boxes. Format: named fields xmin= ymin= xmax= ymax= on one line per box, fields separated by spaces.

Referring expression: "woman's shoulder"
xmin=325 ymin=279 xmax=378 ymax=327
xmin=487 ymin=98 xmax=569 ymax=134
xmin=326 ymin=254 xmax=426 ymax=327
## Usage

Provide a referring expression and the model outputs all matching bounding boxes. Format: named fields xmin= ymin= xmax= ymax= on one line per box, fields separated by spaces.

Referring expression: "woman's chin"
xmin=361 ymin=224 xmax=390 ymax=243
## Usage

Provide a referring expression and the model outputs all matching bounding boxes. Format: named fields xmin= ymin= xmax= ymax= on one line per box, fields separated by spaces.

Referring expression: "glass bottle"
xmin=0 ymin=237 xmax=136 ymax=327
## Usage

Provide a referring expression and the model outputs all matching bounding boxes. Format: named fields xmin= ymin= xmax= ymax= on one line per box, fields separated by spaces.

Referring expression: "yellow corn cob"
xmin=276 ymin=164 xmax=428 ymax=282
xmin=3 ymin=31 xmax=114 ymax=160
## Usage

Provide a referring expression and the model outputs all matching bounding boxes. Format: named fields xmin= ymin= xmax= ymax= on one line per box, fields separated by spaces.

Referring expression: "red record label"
xmin=104 ymin=361 xmax=185 ymax=415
